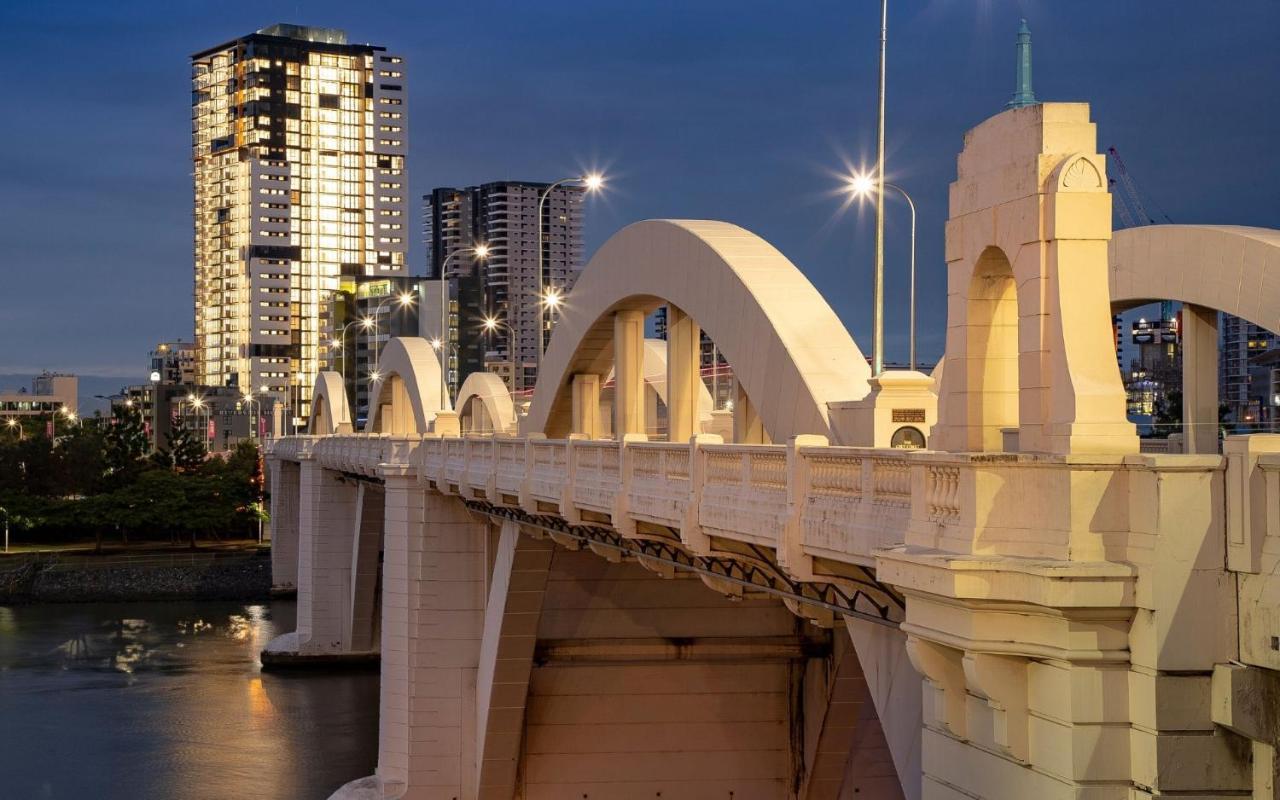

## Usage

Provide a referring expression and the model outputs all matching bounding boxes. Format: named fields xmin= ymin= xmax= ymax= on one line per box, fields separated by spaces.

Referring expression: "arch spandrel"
xmin=1110 ymin=224 xmax=1280 ymax=331
xmin=364 ymin=336 xmax=451 ymax=435
xmin=525 ymin=219 xmax=871 ymax=441
xmin=308 ymin=371 xmax=353 ymax=435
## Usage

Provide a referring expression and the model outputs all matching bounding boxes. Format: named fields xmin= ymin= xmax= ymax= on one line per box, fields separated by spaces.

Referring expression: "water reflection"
xmin=0 ymin=601 xmax=378 ymax=800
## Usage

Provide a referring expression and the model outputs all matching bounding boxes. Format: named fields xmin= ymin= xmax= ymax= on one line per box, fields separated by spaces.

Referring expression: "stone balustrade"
xmin=272 ymin=434 xmax=1240 ymax=580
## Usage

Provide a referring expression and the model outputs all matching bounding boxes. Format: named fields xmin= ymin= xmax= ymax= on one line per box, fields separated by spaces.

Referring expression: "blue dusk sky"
xmin=0 ymin=0 xmax=1276 ymax=380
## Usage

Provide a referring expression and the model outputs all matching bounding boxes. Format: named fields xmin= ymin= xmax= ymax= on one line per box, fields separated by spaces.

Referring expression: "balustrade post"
xmin=519 ymin=433 xmax=545 ymax=514
xmin=563 ymin=434 xmax=587 ymax=522
xmin=680 ymin=433 xmax=723 ymax=555
xmin=779 ymin=434 xmax=828 ymax=581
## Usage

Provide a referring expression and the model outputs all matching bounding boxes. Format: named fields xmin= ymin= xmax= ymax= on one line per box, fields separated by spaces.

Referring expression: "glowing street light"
xmin=847 ymin=170 xmax=919 ymax=371
xmin=536 ymin=173 xmax=607 ymax=384
xmin=370 ymin=291 xmax=417 ymax=376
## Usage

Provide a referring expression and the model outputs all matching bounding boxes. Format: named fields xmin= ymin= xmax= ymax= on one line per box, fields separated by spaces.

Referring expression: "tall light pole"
xmin=535 ymin=173 xmax=604 ymax=386
xmin=435 ymin=244 xmax=490 ymax=408
xmin=849 ymin=173 xmax=917 ymax=370
xmin=871 ymin=0 xmax=889 ymax=377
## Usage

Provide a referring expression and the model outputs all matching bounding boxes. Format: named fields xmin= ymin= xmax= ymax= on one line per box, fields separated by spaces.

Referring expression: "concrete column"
xmin=734 ymin=379 xmax=767 ymax=444
xmin=475 ymin=521 xmax=554 ymax=796
xmin=348 ymin=483 xmax=385 ymax=653
xmin=571 ymin=374 xmax=602 ymax=439
xmin=294 ymin=460 xmax=359 ymax=653
xmin=268 ymin=458 xmax=300 ymax=592
xmin=377 ymin=479 xmax=488 ymax=800
xmin=614 ymin=308 xmax=646 ymax=437
xmin=1183 ymin=303 xmax=1220 ymax=454
xmin=666 ymin=304 xmax=702 ymax=442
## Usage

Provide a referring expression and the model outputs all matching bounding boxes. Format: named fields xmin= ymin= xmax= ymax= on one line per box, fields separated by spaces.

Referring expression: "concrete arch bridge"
xmin=266 ymin=102 xmax=1280 ymax=800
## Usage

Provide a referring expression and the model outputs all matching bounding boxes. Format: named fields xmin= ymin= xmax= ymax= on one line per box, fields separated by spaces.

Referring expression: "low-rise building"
xmin=0 ymin=372 xmax=78 ymax=418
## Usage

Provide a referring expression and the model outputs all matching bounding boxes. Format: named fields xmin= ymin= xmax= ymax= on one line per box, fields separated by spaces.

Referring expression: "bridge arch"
xmin=455 ymin=371 xmax=517 ymax=434
xmin=525 ymin=219 xmax=871 ymax=442
xmin=307 ymin=371 xmax=353 ymax=435
xmin=1110 ymin=224 xmax=1280 ymax=451
xmin=364 ymin=336 xmax=450 ymax=435
xmin=1110 ymin=224 xmax=1280 ymax=326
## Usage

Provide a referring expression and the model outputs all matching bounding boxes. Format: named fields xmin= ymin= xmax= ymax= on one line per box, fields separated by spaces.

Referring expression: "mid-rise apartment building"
xmin=192 ymin=24 xmax=408 ymax=430
xmin=424 ymin=182 xmax=586 ymax=392
xmin=1221 ymin=313 xmax=1280 ymax=430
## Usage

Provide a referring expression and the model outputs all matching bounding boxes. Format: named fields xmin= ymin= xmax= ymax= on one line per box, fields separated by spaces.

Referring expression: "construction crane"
xmin=1107 ymin=146 xmax=1173 ymax=228
xmin=1107 ymin=145 xmax=1176 ymax=321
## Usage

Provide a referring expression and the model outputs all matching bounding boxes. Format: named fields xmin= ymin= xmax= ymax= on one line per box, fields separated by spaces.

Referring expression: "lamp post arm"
xmin=536 ymin=178 xmax=579 ymax=388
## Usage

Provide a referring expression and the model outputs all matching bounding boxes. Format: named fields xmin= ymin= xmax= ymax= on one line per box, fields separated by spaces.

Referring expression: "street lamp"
xmin=370 ymin=291 xmax=416 ymax=375
xmin=334 ymin=317 xmax=376 ymax=394
xmin=536 ymin=173 xmax=606 ymax=383
xmin=190 ymin=396 xmax=208 ymax=453
xmin=241 ymin=391 xmax=262 ymax=440
xmin=435 ymin=244 xmax=490 ymax=408
xmin=848 ymin=171 xmax=918 ymax=370
xmin=481 ymin=315 xmax=522 ymax=411
xmin=4 ymin=418 xmax=21 ymax=441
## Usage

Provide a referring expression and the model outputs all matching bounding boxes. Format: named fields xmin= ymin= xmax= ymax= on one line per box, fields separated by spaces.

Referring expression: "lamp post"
xmin=535 ymin=173 xmax=604 ymax=384
xmin=241 ymin=391 xmax=262 ymax=440
xmin=370 ymin=291 xmax=416 ymax=375
xmin=870 ymin=0 xmax=889 ymax=377
xmin=5 ymin=418 xmax=22 ymax=441
xmin=335 ymin=317 xmax=375 ymax=397
xmin=190 ymin=396 xmax=208 ymax=453
xmin=435 ymin=244 xmax=490 ymax=408
xmin=848 ymin=173 xmax=918 ymax=370
xmin=481 ymin=314 xmax=519 ymax=427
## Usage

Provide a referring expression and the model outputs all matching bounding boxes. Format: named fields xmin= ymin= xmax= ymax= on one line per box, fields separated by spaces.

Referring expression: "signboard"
xmin=207 ymin=419 xmax=215 ymax=440
xmin=892 ymin=408 xmax=927 ymax=424
xmin=891 ymin=426 xmax=926 ymax=449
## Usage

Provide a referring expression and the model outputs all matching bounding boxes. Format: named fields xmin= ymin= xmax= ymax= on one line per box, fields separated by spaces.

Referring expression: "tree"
xmin=166 ymin=418 xmax=205 ymax=473
xmin=104 ymin=403 xmax=149 ymax=478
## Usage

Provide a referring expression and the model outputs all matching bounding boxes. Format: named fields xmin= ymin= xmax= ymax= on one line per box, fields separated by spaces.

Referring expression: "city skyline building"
xmin=191 ymin=23 xmax=408 ymax=431
xmin=424 ymin=181 xmax=586 ymax=392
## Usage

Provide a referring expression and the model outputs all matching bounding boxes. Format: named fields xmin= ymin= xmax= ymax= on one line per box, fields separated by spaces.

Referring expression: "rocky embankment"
xmin=0 ymin=551 xmax=272 ymax=604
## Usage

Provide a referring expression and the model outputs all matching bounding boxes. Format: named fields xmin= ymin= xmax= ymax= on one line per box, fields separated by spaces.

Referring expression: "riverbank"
xmin=0 ymin=547 xmax=272 ymax=603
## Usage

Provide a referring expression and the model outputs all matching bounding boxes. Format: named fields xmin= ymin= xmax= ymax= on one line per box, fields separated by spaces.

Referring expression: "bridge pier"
xmin=267 ymin=456 xmax=300 ymax=594
xmin=263 ymin=460 xmax=377 ymax=666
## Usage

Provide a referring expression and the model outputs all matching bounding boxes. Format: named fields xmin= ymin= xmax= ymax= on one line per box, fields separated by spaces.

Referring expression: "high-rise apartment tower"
xmin=424 ymin=182 xmax=585 ymax=392
xmin=192 ymin=24 xmax=408 ymax=429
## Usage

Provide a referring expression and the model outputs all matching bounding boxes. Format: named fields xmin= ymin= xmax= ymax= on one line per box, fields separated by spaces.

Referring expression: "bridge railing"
xmin=626 ymin=441 xmax=693 ymax=529
xmin=571 ymin=439 xmax=622 ymax=517
xmin=311 ymin=433 xmax=420 ymax=477
xmin=697 ymin=444 xmax=789 ymax=548
xmin=412 ymin=433 xmax=1238 ymax=571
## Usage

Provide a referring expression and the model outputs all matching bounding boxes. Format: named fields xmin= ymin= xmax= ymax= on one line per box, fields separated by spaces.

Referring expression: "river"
xmin=0 ymin=600 xmax=378 ymax=800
